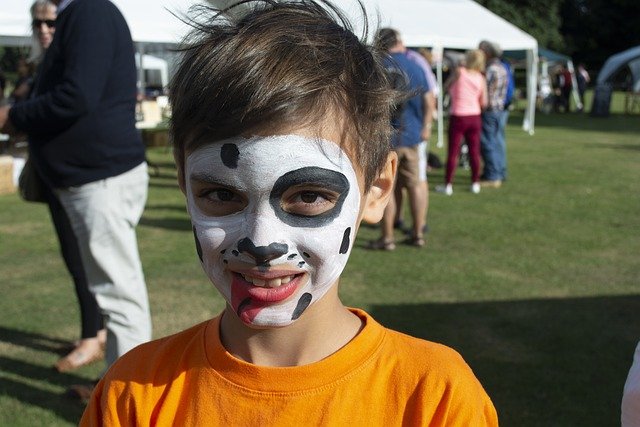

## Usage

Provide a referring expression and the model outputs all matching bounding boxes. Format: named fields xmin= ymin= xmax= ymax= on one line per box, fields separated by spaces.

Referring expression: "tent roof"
xmin=2 ymin=0 xmax=537 ymax=50
xmin=342 ymin=0 xmax=537 ymax=51
xmin=0 ymin=0 xmax=202 ymax=46
xmin=596 ymin=45 xmax=640 ymax=86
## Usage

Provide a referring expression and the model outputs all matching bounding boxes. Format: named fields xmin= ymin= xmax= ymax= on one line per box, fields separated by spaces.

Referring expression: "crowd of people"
xmin=0 ymin=0 xmax=637 ymax=425
xmin=366 ymin=35 xmax=514 ymax=253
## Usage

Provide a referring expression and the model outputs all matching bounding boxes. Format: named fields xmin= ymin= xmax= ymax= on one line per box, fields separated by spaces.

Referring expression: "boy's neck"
xmin=217 ymin=289 xmax=363 ymax=367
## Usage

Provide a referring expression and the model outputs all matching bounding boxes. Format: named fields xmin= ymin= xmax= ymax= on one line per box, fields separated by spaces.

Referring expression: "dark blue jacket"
xmin=387 ymin=52 xmax=428 ymax=148
xmin=10 ymin=0 xmax=145 ymax=188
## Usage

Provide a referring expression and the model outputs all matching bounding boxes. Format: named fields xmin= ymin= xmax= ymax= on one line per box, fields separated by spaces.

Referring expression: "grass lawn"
xmin=1 ymin=95 xmax=639 ymax=425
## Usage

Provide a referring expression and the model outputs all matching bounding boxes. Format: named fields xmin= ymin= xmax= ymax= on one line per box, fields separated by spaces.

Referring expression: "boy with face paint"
xmin=81 ymin=1 xmax=498 ymax=425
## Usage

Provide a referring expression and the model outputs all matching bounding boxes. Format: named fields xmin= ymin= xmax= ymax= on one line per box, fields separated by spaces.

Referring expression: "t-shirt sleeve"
xmin=432 ymin=355 xmax=499 ymax=426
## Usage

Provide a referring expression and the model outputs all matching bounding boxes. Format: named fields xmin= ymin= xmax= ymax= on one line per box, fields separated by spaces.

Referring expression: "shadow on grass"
xmin=0 ymin=328 xmax=96 ymax=424
xmin=583 ymin=142 xmax=640 ymax=152
xmin=145 ymin=203 xmax=187 ymax=213
xmin=139 ymin=216 xmax=192 ymax=231
xmin=149 ymin=181 xmax=181 ymax=190
xmin=370 ymin=295 xmax=640 ymax=427
xmin=0 ymin=327 xmax=72 ymax=355
xmin=149 ymin=171 xmax=179 ymax=181
xmin=533 ymin=112 xmax=640 ymax=134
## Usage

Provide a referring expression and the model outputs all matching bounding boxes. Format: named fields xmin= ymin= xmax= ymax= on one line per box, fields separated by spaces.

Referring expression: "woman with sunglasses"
xmin=22 ymin=0 xmax=106 ymax=373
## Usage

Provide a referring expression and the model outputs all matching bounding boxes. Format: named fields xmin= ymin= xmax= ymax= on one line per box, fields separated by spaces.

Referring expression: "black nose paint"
xmin=237 ymin=238 xmax=289 ymax=266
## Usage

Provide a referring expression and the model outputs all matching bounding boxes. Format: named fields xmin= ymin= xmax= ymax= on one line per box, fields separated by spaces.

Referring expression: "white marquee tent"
xmin=341 ymin=0 xmax=539 ymax=142
xmin=1 ymin=0 xmax=538 ymax=137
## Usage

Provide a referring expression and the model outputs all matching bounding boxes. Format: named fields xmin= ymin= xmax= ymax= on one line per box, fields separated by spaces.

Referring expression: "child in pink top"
xmin=437 ymin=49 xmax=488 ymax=195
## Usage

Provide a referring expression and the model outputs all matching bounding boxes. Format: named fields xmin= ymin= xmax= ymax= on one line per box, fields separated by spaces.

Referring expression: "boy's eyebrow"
xmin=189 ymin=172 xmax=231 ymax=185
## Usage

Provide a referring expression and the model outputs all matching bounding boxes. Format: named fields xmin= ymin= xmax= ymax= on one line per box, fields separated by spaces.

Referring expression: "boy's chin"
xmin=232 ymin=306 xmax=299 ymax=329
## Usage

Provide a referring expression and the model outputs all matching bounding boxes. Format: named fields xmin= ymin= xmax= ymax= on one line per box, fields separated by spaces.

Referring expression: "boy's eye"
xmin=300 ymin=192 xmax=319 ymax=203
xmin=193 ymin=186 xmax=247 ymax=217
xmin=281 ymin=187 xmax=338 ymax=217
xmin=214 ymin=189 xmax=235 ymax=202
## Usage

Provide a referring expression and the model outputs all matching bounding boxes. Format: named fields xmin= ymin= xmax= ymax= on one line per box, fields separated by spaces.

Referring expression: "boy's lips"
xmin=231 ymin=270 xmax=305 ymax=303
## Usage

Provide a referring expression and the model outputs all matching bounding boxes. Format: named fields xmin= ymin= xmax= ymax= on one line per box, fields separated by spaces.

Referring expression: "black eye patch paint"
xmin=269 ymin=167 xmax=350 ymax=228
xmin=238 ymin=237 xmax=289 ymax=266
xmin=220 ymin=143 xmax=240 ymax=169
xmin=193 ymin=226 xmax=203 ymax=263
xmin=291 ymin=293 xmax=312 ymax=320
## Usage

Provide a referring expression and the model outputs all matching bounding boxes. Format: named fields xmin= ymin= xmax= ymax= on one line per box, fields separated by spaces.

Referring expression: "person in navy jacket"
xmin=0 ymin=0 xmax=152 ymax=397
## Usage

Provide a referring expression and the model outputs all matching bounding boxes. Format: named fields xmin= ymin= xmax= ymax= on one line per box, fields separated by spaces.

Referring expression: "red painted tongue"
xmin=230 ymin=274 xmax=299 ymax=323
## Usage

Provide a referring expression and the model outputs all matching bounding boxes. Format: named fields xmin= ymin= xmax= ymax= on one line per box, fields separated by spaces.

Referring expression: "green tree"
xmin=561 ymin=0 xmax=640 ymax=69
xmin=475 ymin=0 xmax=564 ymax=51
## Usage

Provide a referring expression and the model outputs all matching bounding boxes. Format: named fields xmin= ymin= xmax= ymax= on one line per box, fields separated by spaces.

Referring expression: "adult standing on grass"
xmin=0 ymin=0 xmax=152 ymax=398
xmin=369 ymin=28 xmax=430 ymax=250
xmin=478 ymin=40 xmax=507 ymax=188
xmin=436 ymin=49 xmax=487 ymax=196
xmin=13 ymin=0 xmax=107 ymax=374
xmin=576 ymin=63 xmax=590 ymax=112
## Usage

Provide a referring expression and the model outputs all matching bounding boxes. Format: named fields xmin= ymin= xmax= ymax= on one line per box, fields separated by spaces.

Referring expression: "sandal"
xmin=411 ymin=235 xmax=426 ymax=248
xmin=366 ymin=238 xmax=396 ymax=251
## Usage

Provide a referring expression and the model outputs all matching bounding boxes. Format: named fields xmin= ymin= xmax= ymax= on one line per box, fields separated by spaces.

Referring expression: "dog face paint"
xmin=186 ymin=135 xmax=361 ymax=327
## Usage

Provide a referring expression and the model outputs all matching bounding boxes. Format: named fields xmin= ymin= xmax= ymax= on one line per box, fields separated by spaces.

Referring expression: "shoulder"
xmin=382 ymin=327 xmax=471 ymax=373
xmin=103 ymin=320 xmax=210 ymax=384
xmin=376 ymin=328 xmax=498 ymax=424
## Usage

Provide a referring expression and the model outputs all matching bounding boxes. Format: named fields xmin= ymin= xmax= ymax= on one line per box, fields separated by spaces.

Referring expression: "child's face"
xmin=185 ymin=134 xmax=366 ymax=328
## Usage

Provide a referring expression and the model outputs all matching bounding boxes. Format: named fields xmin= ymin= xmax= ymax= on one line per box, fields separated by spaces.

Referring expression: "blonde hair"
xmin=465 ymin=49 xmax=485 ymax=72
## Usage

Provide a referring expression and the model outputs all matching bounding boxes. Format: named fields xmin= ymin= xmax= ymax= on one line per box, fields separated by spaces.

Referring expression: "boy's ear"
xmin=361 ymin=151 xmax=397 ymax=224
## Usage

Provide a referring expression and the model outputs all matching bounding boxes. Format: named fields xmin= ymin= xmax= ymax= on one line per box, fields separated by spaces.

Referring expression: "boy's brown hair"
xmin=170 ymin=0 xmax=396 ymax=189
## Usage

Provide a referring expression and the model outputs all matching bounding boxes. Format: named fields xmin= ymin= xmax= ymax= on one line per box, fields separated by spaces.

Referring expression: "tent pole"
xmin=566 ymin=60 xmax=582 ymax=110
xmin=137 ymin=42 xmax=146 ymax=99
xmin=524 ymin=47 xmax=538 ymax=135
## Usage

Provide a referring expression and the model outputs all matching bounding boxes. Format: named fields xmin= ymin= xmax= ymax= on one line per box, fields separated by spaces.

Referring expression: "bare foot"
xmin=54 ymin=337 xmax=104 ymax=372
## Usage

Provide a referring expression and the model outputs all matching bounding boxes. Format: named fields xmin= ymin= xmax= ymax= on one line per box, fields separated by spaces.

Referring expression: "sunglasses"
xmin=32 ymin=19 xmax=55 ymax=29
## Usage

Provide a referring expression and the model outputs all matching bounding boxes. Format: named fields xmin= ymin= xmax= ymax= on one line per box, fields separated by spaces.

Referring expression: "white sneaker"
xmin=435 ymin=184 xmax=453 ymax=196
xmin=471 ymin=182 xmax=480 ymax=194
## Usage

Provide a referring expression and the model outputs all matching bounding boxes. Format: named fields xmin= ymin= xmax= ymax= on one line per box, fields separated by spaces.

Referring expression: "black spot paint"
xmin=297 ymin=261 xmax=305 ymax=268
xmin=237 ymin=297 xmax=251 ymax=317
xmin=237 ymin=238 xmax=288 ymax=266
xmin=302 ymin=252 xmax=311 ymax=258
xmin=221 ymin=143 xmax=240 ymax=169
xmin=193 ymin=226 xmax=203 ymax=263
xmin=221 ymin=249 xmax=226 ymax=254
xmin=291 ymin=293 xmax=312 ymax=320
xmin=339 ymin=227 xmax=351 ymax=254
xmin=232 ymin=250 xmax=239 ymax=256
xmin=223 ymin=260 xmax=228 ymax=264
xmin=269 ymin=167 xmax=350 ymax=228
xmin=287 ymin=254 xmax=297 ymax=260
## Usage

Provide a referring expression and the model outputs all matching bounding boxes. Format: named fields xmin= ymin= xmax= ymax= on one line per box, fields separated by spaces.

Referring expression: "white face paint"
xmin=186 ymin=135 xmax=361 ymax=327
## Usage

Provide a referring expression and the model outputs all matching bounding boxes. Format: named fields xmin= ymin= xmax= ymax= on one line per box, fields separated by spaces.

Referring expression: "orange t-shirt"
xmin=81 ymin=309 xmax=498 ymax=426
